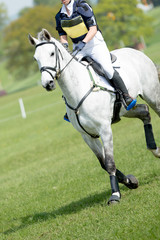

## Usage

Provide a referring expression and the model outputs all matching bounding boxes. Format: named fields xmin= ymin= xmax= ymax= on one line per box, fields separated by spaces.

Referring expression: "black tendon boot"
xmin=110 ymin=70 xmax=137 ymax=110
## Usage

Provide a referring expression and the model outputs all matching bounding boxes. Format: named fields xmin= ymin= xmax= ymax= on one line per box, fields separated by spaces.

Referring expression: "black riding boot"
xmin=109 ymin=70 xmax=137 ymax=110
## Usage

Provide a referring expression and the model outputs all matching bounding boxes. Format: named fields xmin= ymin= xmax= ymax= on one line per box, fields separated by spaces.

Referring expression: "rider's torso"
xmin=61 ymin=15 xmax=88 ymax=42
xmin=56 ymin=0 xmax=96 ymax=43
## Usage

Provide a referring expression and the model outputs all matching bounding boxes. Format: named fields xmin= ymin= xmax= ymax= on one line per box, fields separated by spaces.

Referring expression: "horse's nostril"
xmin=45 ymin=80 xmax=55 ymax=91
xmin=46 ymin=85 xmax=52 ymax=91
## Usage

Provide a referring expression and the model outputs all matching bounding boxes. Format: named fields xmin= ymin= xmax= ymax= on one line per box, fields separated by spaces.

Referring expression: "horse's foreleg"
xmin=116 ymin=169 xmax=139 ymax=189
xmin=124 ymin=104 xmax=160 ymax=158
xmin=100 ymin=124 xmax=121 ymax=204
xmin=82 ymin=134 xmax=133 ymax=189
xmin=82 ymin=131 xmax=120 ymax=204
xmin=81 ymin=134 xmax=105 ymax=169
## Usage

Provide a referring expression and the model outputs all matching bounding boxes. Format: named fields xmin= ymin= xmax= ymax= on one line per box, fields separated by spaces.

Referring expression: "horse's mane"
xmin=37 ymin=31 xmax=72 ymax=54
xmin=37 ymin=31 xmax=46 ymax=41
xmin=37 ymin=30 xmax=72 ymax=59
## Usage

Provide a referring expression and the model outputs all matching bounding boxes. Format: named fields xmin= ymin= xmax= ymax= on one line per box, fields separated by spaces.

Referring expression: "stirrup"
xmin=64 ymin=113 xmax=70 ymax=122
xmin=126 ymin=99 xmax=137 ymax=111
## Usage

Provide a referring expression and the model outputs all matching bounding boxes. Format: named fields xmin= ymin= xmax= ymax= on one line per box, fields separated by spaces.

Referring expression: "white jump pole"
xmin=19 ymin=98 xmax=27 ymax=119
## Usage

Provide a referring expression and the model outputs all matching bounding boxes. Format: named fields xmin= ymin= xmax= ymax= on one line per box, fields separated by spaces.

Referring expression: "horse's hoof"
xmin=108 ymin=195 xmax=120 ymax=205
xmin=125 ymin=175 xmax=139 ymax=189
xmin=150 ymin=147 xmax=160 ymax=158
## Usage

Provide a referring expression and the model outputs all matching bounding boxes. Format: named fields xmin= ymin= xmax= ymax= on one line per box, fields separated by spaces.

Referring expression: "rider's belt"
xmin=61 ymin=15 xmax=88 ymax=39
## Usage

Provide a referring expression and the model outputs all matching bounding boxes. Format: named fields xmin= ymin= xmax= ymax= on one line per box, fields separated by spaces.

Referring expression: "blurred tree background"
xmin=0 ymin=3 xmax=8 ymax=55
xmin=94 ymin=0 xmax=152 ymax=49
xmin=3 ymin=5 xmax=59 ymax=79
xmin=34 ymin=0 xmax=59 ymax=5
xmin=0 ymin=0 xmax=159 ymax=81
xmin=152 ymin=0 xmax=160 ymax=7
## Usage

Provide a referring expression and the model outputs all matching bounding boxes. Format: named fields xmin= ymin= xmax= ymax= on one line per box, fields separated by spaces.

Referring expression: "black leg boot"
xmin=109 ymin=70 xmax=137 ymax=110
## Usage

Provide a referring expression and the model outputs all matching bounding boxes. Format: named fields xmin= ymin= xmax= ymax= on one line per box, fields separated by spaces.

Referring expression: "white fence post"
xmin=19 ymin=98 xmax=26 ymax=119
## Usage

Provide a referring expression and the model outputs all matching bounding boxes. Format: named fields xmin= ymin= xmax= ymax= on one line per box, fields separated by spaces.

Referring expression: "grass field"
xmin=0 ymin=83 xmax=160 ymax=240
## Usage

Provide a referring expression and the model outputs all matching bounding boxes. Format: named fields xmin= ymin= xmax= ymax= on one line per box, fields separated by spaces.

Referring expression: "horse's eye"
xmin=51 ymin=52 xmax=54 ymax=57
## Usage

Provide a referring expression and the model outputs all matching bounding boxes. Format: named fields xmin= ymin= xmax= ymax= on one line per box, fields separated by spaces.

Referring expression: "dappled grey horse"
xmin=29 ymin=29 xmax=160 ymax=204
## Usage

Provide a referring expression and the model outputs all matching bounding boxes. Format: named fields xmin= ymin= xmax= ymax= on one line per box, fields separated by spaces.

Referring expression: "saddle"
xmin=82 ymin=53 xmax=117 ymax=80
xmin=81 ymin=54 xmax=122 ymax=124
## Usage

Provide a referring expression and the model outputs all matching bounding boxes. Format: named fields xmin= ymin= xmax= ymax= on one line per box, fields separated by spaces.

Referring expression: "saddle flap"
xmin=82 ymin=56 xmax=105 ymax=78
xmin=81 ymin=53 xmax=117 ymax=78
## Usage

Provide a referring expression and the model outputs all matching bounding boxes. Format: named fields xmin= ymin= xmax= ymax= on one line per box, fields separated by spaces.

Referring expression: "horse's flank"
xmin=156 ymin=64 xmax=160 ymax=81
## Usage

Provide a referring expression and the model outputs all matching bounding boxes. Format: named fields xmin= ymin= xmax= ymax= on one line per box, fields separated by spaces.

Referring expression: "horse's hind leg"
xmin=124 ymin=104 xmax=160 ymax=158
xmin=141 ymin=73 xmax=160 ymax=117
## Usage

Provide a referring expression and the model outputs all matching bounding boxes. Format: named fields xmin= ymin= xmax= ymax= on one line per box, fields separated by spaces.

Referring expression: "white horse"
xmin=29 ymin=29 xmax=160 ymax=204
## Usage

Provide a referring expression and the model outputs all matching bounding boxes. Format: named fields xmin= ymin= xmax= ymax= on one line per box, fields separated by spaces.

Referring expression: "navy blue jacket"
xmin=55 ymin=0 xmax=97 ymax=43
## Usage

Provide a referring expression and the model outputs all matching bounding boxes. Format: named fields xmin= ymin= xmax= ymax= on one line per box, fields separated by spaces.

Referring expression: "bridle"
xmin=35 ymin=41 xmax=79 ymax=80
xmin=35 ymin=41 xmax=62 ymax=80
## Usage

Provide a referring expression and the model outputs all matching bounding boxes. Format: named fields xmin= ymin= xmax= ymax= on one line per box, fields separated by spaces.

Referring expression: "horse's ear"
xmin=42 ymin=29 xmax=51 ymax=41
xmin=28 ymin=34 xmax=38 ymax=46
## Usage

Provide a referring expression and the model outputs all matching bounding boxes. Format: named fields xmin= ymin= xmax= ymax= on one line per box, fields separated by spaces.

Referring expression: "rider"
xmin=55 ymin=0 xmax=137 ymax=114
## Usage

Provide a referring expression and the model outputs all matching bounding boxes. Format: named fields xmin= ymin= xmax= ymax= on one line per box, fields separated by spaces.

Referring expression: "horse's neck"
xmin=58 ymin=48 xmax=91 ymax=106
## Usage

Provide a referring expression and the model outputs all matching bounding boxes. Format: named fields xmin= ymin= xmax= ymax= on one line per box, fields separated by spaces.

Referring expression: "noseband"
xmin=35 ymin=41 xmax=62 ymax=80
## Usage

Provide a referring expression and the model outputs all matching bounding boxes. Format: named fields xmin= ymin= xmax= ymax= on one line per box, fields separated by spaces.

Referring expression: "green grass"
xmin=0 ymin=85 xmax=160 ymax=240
xmin=0 ymin=60 xmax=41 ymax=94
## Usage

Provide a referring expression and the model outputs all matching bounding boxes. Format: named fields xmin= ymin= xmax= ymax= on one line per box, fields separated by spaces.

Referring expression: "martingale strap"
xmin=63 ymin=67 xmax=119 ymax=138
xmin=63 ymin=85 xmax=99 ymax=138
xmin=86 ymin=66 xmax=116 ymax=94
xmin=63 ymin=85 xmax=94 ymax=114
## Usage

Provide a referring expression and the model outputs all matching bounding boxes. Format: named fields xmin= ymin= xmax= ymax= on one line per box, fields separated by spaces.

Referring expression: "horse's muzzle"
xmin=45 ymin=80 xmax=55 ymax=91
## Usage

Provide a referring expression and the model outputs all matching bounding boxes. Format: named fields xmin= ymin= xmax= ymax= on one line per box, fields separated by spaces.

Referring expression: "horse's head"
xmin=29 ymin=29 xmax=62 ymax=91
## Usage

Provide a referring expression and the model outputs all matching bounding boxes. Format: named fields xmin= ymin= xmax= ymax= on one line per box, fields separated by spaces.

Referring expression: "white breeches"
xmin=73 ymin=31 xmax=114 ymax=79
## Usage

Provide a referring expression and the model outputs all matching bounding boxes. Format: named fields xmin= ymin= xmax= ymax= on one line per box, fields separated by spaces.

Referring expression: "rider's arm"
xmin=82 ymin=25 xmax=97 ymax=43
xmin=60 ymin=35 xmax=68 ymax=44
xmin=55 ymin=11 xmax=67 ymax=40
xmin=77 ymin=1 xmax=98 ymax=43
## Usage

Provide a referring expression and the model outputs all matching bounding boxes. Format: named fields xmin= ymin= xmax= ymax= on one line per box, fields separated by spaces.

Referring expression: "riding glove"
xmin=75 ymin=41 xmax=86 ymax=52
xmin=62 ymin=43 xmax=69 ymax=50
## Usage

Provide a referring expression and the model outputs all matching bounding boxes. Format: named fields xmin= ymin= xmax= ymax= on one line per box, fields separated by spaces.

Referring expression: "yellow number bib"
xmin=61 ymin=15 xmax=88 ymax=39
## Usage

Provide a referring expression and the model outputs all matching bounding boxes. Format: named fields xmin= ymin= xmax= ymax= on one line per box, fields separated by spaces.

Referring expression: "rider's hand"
xmin=62 ymin=43 xmax=69 ymax=50
xmin=75 ymin=41 xmax=86 ymax=52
